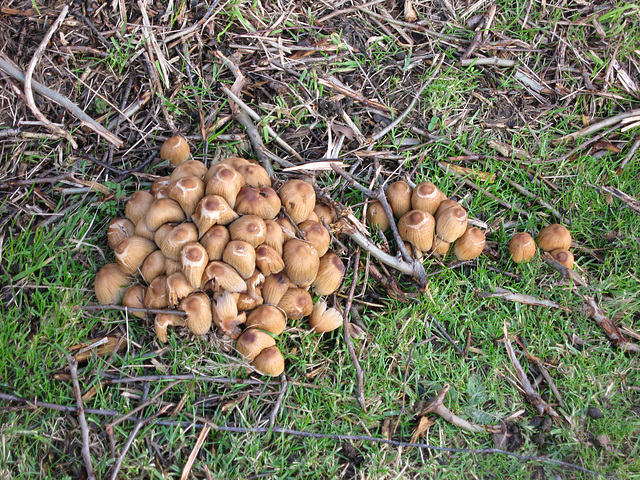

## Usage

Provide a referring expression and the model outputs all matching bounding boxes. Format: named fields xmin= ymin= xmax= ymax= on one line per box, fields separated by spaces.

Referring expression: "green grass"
xmin=2 ymin=0 xmax=640 ymax=479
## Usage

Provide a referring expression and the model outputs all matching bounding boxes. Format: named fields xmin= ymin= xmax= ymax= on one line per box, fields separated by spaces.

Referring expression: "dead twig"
xmin=343 ymin=250 xmax=366 ymax=411
xmin=501 ymin=176 xmax=569 ymax=224
xmin=0 ymin=392 xmax=119 ymax=416
xmin=430 ymin=315 xmax=465 ymax=356
xmin=502 ymin=323 xmax=560 ymax=419
xmin=582 ymin=296 xmax=640 ymax=353
xmin=555 ymin=108 xmax=640 ymax=144
xmin=543 ymin=254 xmax=589 ymax=287
xmin=105 ymin=380 xmax=182 ymax=429
xmin=618 ymin=136 xmax=640 ymax=171
xmin=180 ymin=424 xmax=211 ymax=480
xmin=67 ymin=355 xmax=96 ymax=480
xmin=268 ymin=373 xmax=288 ymax=427
xmin=591 ymin=185 xmax=640 ymax=215
xmin=76 ymin=305 xmax=187 ymax=317
xmin=418 ymin=384 xmax=499 ymax=434
xmin=478 ymin=287 xmax=570 ymax=311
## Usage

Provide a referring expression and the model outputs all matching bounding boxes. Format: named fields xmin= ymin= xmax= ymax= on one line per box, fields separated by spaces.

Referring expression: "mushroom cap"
xmin=246 ymin=305 xmax=286 ymax=335
xmin=298 ymin=220 xmax=331 ymax=257
xmin=114 ymin=236 xmax=158 ymax=274
xmin=235 ymin=186 xmax=281 ymax=219
xmin=212 ymin=290 xmax=239 ymax=323
xmin=314 ymin=203 xmax=336 ymax=224
xmin=278 ymin=288 xmax=313 ymax=320
xmin=165 ymin=258 xmax=181 ymax=276
xmin=251 ymin=346 xmax=285 ymax=376
xmin=235 ymin=328 xmax=276 ymax=361
xmin=140 ymin=250 xmax=167 ymax=284
xmin=180 ymin=292 xmax=212 ymax=335
xmin=366 ymin=200 xmax=390 ymax=231
xmin=263 ymin=219 xmax=285 ymax=256
xmin=434 ymin=199 xmax=460 ymax=219
xmin=311 ymin=252 xmax=345 ymax=296
xmin=222 ymin=240 xmax=256 ymax=279
xmin=122 ymin=285 xmax=146 ymax=318
xmin=262 ymin=272 xmax=293 ymax=305
xmin=276 ymin=217 xmax=297 ymax=241
xmin=133 ymin=216 xmax=156 ymax=241
xmin=150 ymin=177 xmax=171 ymax=198
xmin=309 ymin=300 xmax=343 ymax=333
xmin=154 ymin=224 xmax=174 ymax=250
xmin=229 ymin=215 xmax=267 ymax=247
xmin=435 ymin=205 xmax=468 ymax=243
xmin=144 ymin=275 xmax=168 ymax=309
xmin=180 ymin=242 xmax=209 ymax=288
xmin=204 ymin=163 xmax=245 ymax=208
xmin=221 ymin=156 xmax=253 ymax=170
xmin=509 ymin=233 xmax=537 ymax=263
xmin=170 ymin=160 xmax=208 ymax=182
xmin=385 ymin=181 xmax=412 ymax=218
xmin=255 ymin=244 xmax=285 ymax=276
xmin=160 ymin=222 xmax=199 ymax=261
xmin=154 ymin=313 xmax=185 ymax=343
xmin=145 ymin=198 xmax=186 ymax=232
xmin=107 ymin=217 xmax=135 ymax=250
xmin=200 ymin=225 xmax=230 ymax=261
xmin=160 ymin=135 xmax=190 ymax=166
xmin=166 ymin=271 xmax=195 ymax=306
xmin=168 ymin=176 xmax=205 ymax=218
xmin=411 ymin=181 xmax=444 ymax=215
xmin=283 ymin=239 xmax=320 ymax=287
xmin=453 ymin=227 xmax=486 ymax=261
xmin=279 ymin=179 xmax=316 ymax=224
xmin=430 ymin=237 xmax=450 ymax=256
xmin=536 ymin=224 xmax=571 ymax=252
xmin=201 ymin=261 xmax=247 ymax=293
xmin=550 ymin=249 xmax=574 ymax=269
xmin=236 ymin=163 xmax=271 ymax=188
xmin=192 ymin=195 xmax=238 ymax=237
xmin=397 ymin=210 xmax=436 ymax=252
xmin=125 ymin=191 xmax=154 ymax=225
xmin=94 ymin=263 xmax=132 ymax=305
xmin=236 ymin=291 xmax=264 ymax=312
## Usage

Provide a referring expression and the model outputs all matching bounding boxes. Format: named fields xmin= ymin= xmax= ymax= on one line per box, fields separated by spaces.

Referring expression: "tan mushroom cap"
xmin=311 ymin=252 xmax=345 ymax=296
xmin=366 ymin=200 xmax=390 ymax=232
xmin=200 ymin=225 xmax=230 ymax=261
xmin=279 ymin=179 xmax=316 ymax=224
xmin=170 ymin=159 xmax=208 ymax=182
xmin=283 ymin=239 xmax=320 ymax=287
xmin=263 ymin=219 xmax=285 ymax=256
xmin=435 ymin=205 xmax=468 ymax=243
xmin=154 ymin=314 xmax=186 ymax=343
xmin=201 ymin=261 xmax=247 ymax=293
xmin=229 ymin=215 xmax=267 ymax=247
xmin=222 ymin=240 xmax=256 ymax=279
xmin=140 ymin=250 xmax=167 ymax=284
xmin=236 ymin=328 xmax=276 ymax=361
xmin=235 ymin=186 xmax=281 ymax=219
xmin=168 ymin=176 xmax=205 ymax=218
xmin=385 ymin=181 xmax=412 ymax=218
xmin=536 ymin=224 xmax=571 ymax=252
xmin=125 ymin=191 xmax=154 ymax=225
xmin=160 ymin=222 xmax=199 ymax=261
xmin=453 ymin=227 xmax=486 ymax=261
xmin=150 ymin=176 xmax=171 ymax=198
xmin=262 ymin=272 xmax=293 ymax=305
xmin=551 ymin=249 xmax=574 ymax=269
xmin=166 ymin=271 xmax=195 ymax=307
xmin=255 ymin=244 xmax=285 ymax=276
xmin=246 ymin=305 xmax=287 ymax=335
xmin=314 ymin=203 xmax=336 ymax=224
xmin=430 ymin=237 xmax=450 ymax=256
xmin=114 ymin=236 xmax=158 ymax=274
xmin=509 ymin=232 xmax=537 ymax=263
xmin=236 ymin=163 xmax=271 ymax=188
xmin=180 ymin=292 xmax=212 ymax=335
xmin=411 ymin=181 xmax=445 ymax=215
xmin=145 ymin=198 xmax=186 ymax=232
xmin=204 ymin=163 xmax=245 ymax=208
xmin=298 ymin=220 xmax=331 ymax=257
xmin=160 ymin=135 xmax=190 ymax=166
xmin=309 ymin=300 xmax=343 ymax=333
xmin=278 ymin=288 xmax=313 ymax=320
xmin=107 ymin=217 xmax=135 ymax=250
xmin=180 ymin=242 xmax=209 ymax=288
xmin=145 ymin=275 xmax=168 ymax=309
xmin=192 ymin=195 xmax=238 ymax=237
xmin=398 ymin=210 xmax=436 ymax=252
xmin=94 ymin=263 xmax=132 ymax=305
xmin=251 ymin=346 xmax=285 ymax=376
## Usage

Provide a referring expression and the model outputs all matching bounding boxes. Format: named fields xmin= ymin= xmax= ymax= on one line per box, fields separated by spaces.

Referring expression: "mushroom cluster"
xmin=95 ymin=136 xmax=345 ymax=376
xmin=508 ymin=224 xmax=574 ymax=268
xmin=366 ymin=180 xmax=486 ymax=261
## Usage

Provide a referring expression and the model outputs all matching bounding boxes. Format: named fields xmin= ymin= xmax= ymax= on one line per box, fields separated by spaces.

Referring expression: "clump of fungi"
xmin=367 ymin=180 xmax=487 ymax=262
xmin=94 ymin=136 xmax=345 ymax=376
xmin=508 ymin=224 xmax=574 ymax=269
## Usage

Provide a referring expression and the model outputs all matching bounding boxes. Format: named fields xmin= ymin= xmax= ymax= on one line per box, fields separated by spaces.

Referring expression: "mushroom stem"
xmin=419 ymin=385 xmax=498 ymax=434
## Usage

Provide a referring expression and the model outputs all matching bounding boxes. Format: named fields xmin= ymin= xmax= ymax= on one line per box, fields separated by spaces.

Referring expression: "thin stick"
xmin=0 ymin=392 xmax=119 ymax=416
xmin=460 ymin=57 xmax=516 ymax=67
xmin=180 ymin=424 xmax=211 ymax=480
xmin=67 ymin=355 xmax=96 ymax=480
xmin=77 ymin=305 xmax=188 ymax=316
xmin=555 ymin=108 xmax=640 ymax=144
xmin=100 ymin=373 xmax=263 ymax=385
xmin=582 ymin=296 xmax=640 ymax=353
xmin=501 ymin=176 xmax=569 ymax=224
xmin=478 ymin=287 xmax=570 ymax=311
xmin=370 ymin=54 xmax=444 ymax=142
xmin=268 ymin=373 xmax=288 ymax=427
xmin=430 ymin=316 xmax=465 ymax=356
xmin=0 ymin=55 xmax=122 ymax=148
xmin=619 ymin=136 xmax=640 ymax=171
xmin=343 ymin=251 xmax=366 ymax=410
xmin=106 ymin=380 xmax=182 ymax=429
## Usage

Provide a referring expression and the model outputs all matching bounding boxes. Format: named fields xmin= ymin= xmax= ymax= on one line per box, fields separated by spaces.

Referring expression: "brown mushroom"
xmin=311 ymin=253 xmax=345 ymax=296
xmin=180 ymin=292 xmax=212 ymax=335
xmin=160 ymin=135 xmax=190 ymax=166
xmin=453 ymin=227 xmax=485 ymax=261
xmin=509 ymin=233 xmax=537 ymax=263
xmin=251 ymin=346 xmax=285 ymax=376
xmin=278 ymin=179 xmax=316 ymax=224
xmin=385 ymin=181 xmax=412 ymax=218
xmin=536 ymin=224 xmax=571 ymax=252
xmin=283 ymin=239 xmax=320 ymax=286
xmin=398 ymin=210 xmax=436 ymax=252
xmin=94 ymin=263 xmax=132 ymax=305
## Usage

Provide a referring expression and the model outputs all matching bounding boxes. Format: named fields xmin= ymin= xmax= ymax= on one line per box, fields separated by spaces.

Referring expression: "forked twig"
xmin=67 ymin=355 xmax=96 ymax=480
xmin=343 ymin=250 xmax=366 ymax=410
xmin=582 ymin=296 xmax=640 ymax=353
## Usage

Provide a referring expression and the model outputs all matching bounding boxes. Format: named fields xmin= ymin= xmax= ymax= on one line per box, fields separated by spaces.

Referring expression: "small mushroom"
xmin=200 ymin=225 xmax=230 ymax=261
xmin=168 ymin=176 xmax=205 ymax=218
xmin=251 ymin=346 xmax=285 ymax=376
xmin=145 ymin=198 xmax=186 ymax=232
xmin=133 ymin=215 xmax=156 ymax=241
xmin=180 ymin=292 xmax=212 ymax=335
xmin=278 ymin=288 xmax=313 ymax=320
xmin=283 ymin=239 xmax=319 ymax=287
xmin=114 ymin=236 xmax=158 ymax=275
xmin=278 ymin=179 xmax=316 ymax=224
xmin=107 ymin=217 xmax=135 ymax=250
xmin=201 ymin=261 xmax=247 ymax=293
xmin=366 ymin=200 xmax=390 ymax=232
xmin=411 ymin=181 xmax=445 ymax=215
xmin=435 ymin=205 xmax=468 ymax=243
xmin=385 ymin=181 xmax=412 ymax=218
xmin=262 ymin=272 xmax=292 ymax=305
xmin=122 ymin=285 xmax=147 ymax=318
xmin=192 ymin=195 xmax=238 ymax=237
xmin=246 ymin=305 xmax=286 ymax=335
xmin=222 ymin=240 xmax=256 ymax=279
xmin=94 ymin=263 xmax=132 ymax=305
xmin=509 ymin=233 xmax=537 ymax=263
xmin=314 ymin=203 xmax=336 ymax=224
xmin=229 ymin=215 xmax=267 ymax=247
xmin=170 ymin=159 xmax=208 ymax=182
xmin=204 ymin=163 xmax=245 ymax=207
xmin=236 ymin=163 xmax=271 ymax=188
xmin=453 ymin=227 xmax=486 ymax=261
xmin=235 ymin=186 xmax=281 ymax=219
xmin=398 ymin=210 xmax=436 ymax=252
xmin=255 ymin=244 xmax=285 ymax=276
xmin=140 ymin=250 xmax=167 ymax=284
xmin=550 ymin=249 xmax=574 ymax=269
xmin=180 ymin=242 xmax=209 ymax=288
xmin=125 ymin=191 xmax=154 ymax=225
xmin=430 ymin=237 xmax=450 ymax=256
xmin=150 ymin=177 xmax=171 ymax=198
xmin=235 ymin=328 xmax=276 ymax=361
xmin=144 ymin=275 xmax=168 ymax=309
xmin=298 ymin=220 xmax=331 ymax=257
xmin=537 ymin=224 xmax=571 ymax=252
xmin=160 ymin=222 xmax=199 ymax=261
xmin=311 ymin=252 xmax=345 ymax=296
xmin=309 ymin=300 xmax=343 ymax=333
xmin=160 ymin=135 xmax=190 ymax=166
xmin=276 ymin=217 xmax=297 ymax=241
xmin=212 ymin=291 xmax=245 ymax=338
xmin=154 ymin=314 xmax=186 ymax=343
xmin=166 ymin=271 xmax=195 ymax=306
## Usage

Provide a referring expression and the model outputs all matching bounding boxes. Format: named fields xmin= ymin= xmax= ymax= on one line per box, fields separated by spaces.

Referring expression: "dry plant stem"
xmin=501 ymin=176 xmax=569 ymax=224
xmin=0 ymin=392 xmax=119 ymax=416
xmin=619 ymin=136 xmax=640 ymax=170
xmin=419 ymin=385 xmax=498 ymax=434
xmin=555 ymin=108 xmax=640 ymax=144
xmin=110 ymin=383 xmax=149 ymax=480
xmin=478 ymin=287 xmax=570 ymax=311
xmin=594 ymin=185 xmax=640 ymax=215
xmin=460 ymin=57 xmax=516 ymax=67
xmin=180 ymin=425 xmax=211 ymax=480
xmin=331 ymin=164 xmax=413 ymax=264
xmin=370 ymin=54 xmax=444 ymax=142
xmin=343 ymin=251 xmax=366 ymax=411
xmin=519 ymin=349 xmax=566 ymax=409
xmin=0 ymin=55 xmax=122 ymax=148
xmin=582 ymin=296 xmax=640 ymax=353
xmin=430 ymin=316 xmax=465 ymax=356
xmin=78 ymin=305 xmax=187 ymax=317
xmin=106 ymin=380 xmax=182 ymax=429
xmin=101 ymin=374 xmax=264 ymax=385
xmin=502 ymin=323 xmax=560 ymax=418
xmin=268 ymin=373 xmax=288 ymax=427
xmin=22 ymin=6 xmax=76 ymax=147
xmin=67 ymin=355 xmax=96 ymax=480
